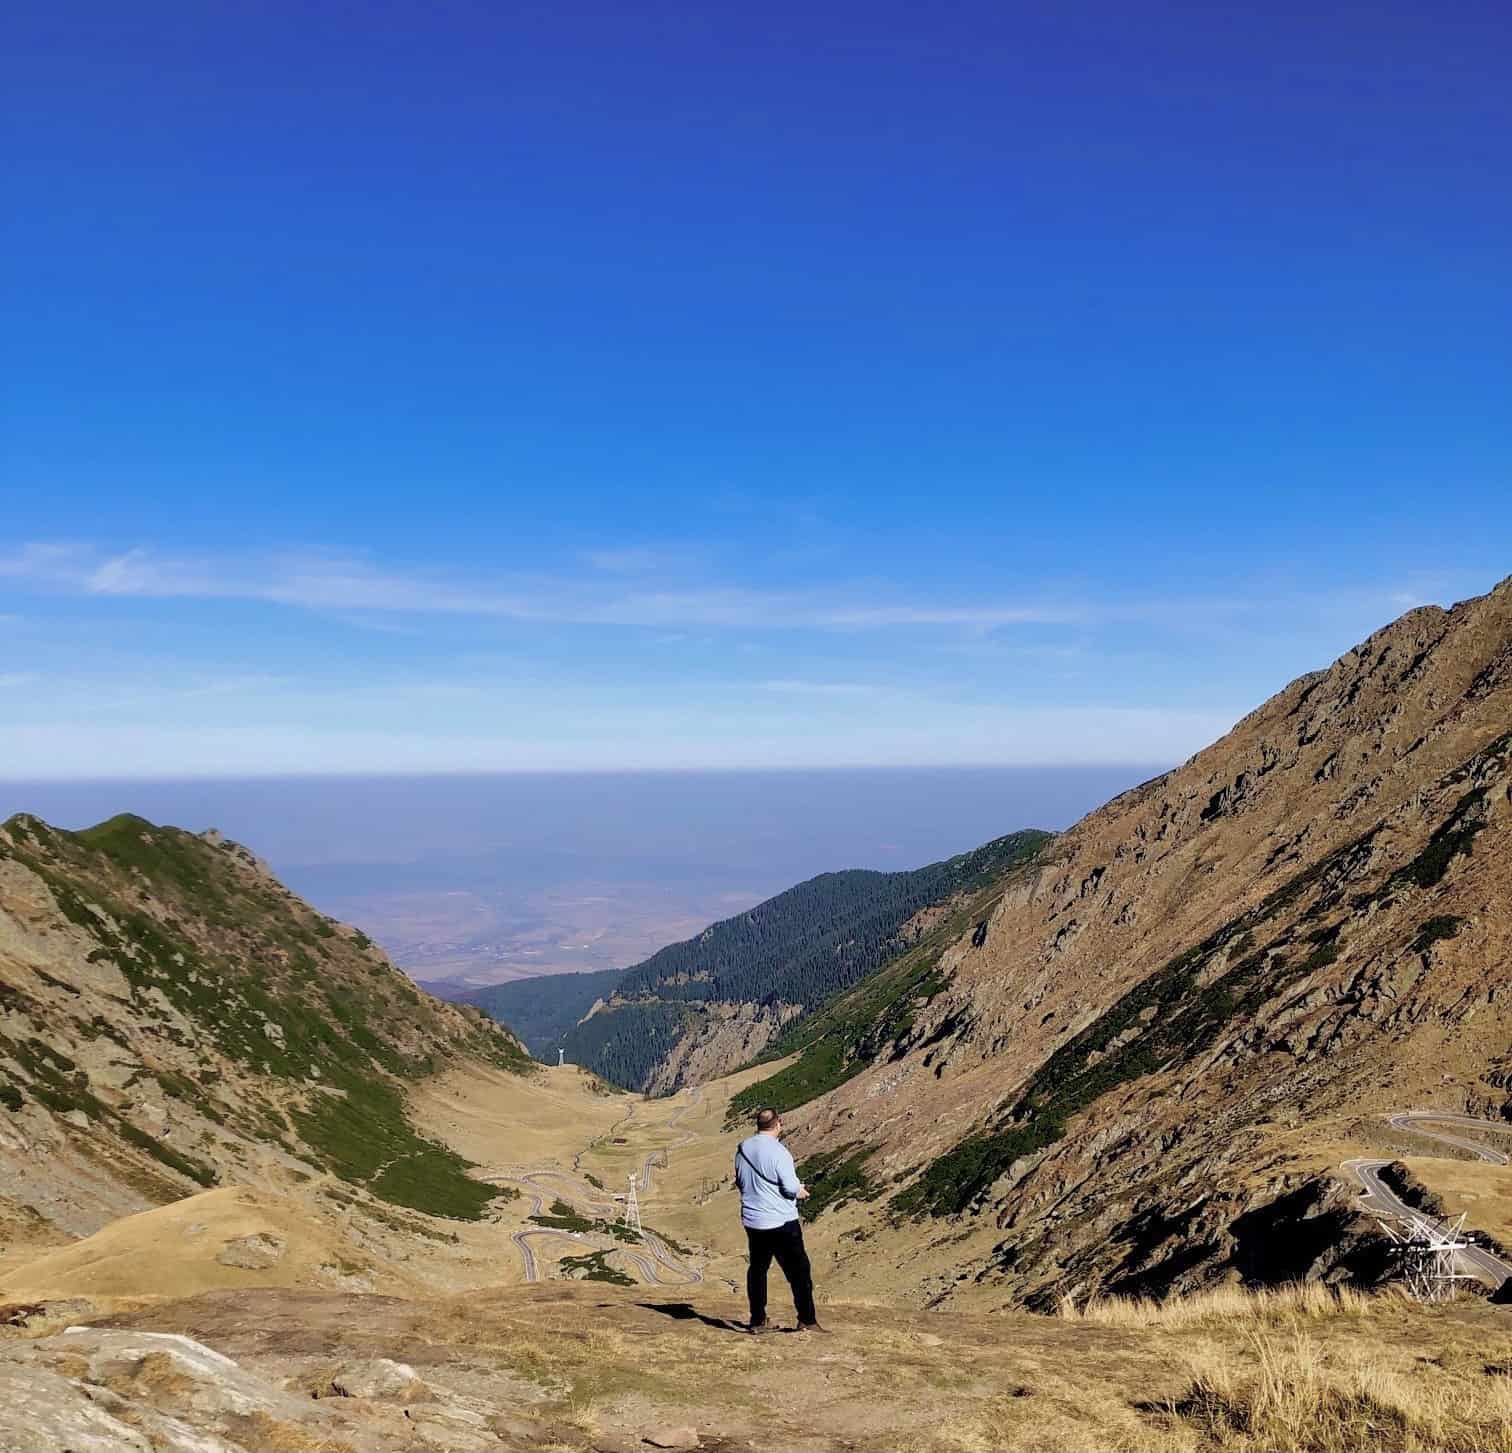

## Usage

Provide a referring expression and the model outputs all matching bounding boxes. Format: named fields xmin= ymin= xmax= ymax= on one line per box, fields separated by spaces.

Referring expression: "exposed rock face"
xmin=642 ymin=1001 xmax=803 ymax=1095
xmin=0 ymin=1327 xmax=318 ymax=1453
xmin=0 ymin=1324 xmax=492 ymax=1453
xmin=790 ymin=575 xmax=1512 ymax=1303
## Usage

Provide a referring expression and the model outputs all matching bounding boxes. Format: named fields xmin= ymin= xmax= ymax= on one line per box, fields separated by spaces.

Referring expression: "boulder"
xmin=644 ymin=1426 xmax=701 ymax=1449
xmin=327 ymin=1356 xmax=430 ymax=1401
xmin=214 ymin=1234 xmax=285 ymax=1270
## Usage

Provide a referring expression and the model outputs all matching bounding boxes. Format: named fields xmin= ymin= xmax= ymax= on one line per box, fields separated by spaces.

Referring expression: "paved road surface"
xmin=1342 ymin=1111 xmax=1512 ymax=1292
xmin=1384 ymin=1112 xmax=1512 ymax=1166
xmin=512 ymin=1227 xmax=575 ymax=1282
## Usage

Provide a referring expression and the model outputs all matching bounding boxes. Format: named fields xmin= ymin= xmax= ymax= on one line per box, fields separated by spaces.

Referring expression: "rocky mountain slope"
xmin=755 ymin=575 xmax=1512 ymax=1306
xmin=473 ymin=832 xmax=1050 ymax=1092
xmin=0 ymin=813 xmax=533 ymax=1249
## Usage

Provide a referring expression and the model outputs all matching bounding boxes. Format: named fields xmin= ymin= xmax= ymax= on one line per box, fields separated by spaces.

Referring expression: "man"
xmin=734 ymin=1106 xmax=828 ymax=1333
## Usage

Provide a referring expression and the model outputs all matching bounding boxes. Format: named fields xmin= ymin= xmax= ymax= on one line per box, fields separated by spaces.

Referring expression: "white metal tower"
xmin=624 ymin=1173 xmax=643 ymax=1238
xmin=557 ymin=1049 xmax=565 ymax=1066
xmin=1373 ymin=1209 xmax=1481 ymax=1302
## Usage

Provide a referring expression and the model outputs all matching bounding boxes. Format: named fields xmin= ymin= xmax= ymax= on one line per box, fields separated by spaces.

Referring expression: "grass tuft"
xmin=1056 ymin=1282 xmax=1371 ymax=1329
xmin=1167 ymin=1329 xmax=1512 ymax=1452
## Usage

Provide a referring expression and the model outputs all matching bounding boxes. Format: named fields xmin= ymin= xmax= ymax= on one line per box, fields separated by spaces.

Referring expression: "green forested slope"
xmin=617 ymin=831 xmax=1050 ymax=1007
xmin=506 ymin=830 xmax=1051 ymax=1090
xmin=549 ymin=998 xmax=695 ymax=1087
xmin=462 ymin=967 xmax=622 ymax=1057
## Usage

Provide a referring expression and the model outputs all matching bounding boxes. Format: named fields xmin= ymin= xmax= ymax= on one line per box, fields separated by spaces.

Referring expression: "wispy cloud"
xmin=580 ymin=546 xmax=684 ymax=575
xmin=0 ymin=541 xmax=1082 ymax=632
xmin=4 ymin=539 xmax=1487 ymax=782
xmin=754 ymin=679 xmax=880 ymax=696
xmin=5 ymin=542 xmax=1459 ymax=641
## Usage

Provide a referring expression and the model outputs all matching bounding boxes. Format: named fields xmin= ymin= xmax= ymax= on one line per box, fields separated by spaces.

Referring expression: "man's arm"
xmin=777 ymin=1144 xmax=808 ymax=1201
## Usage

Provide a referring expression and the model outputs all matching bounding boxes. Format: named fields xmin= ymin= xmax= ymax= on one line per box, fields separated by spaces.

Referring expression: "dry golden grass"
xmin=947 ymin=1326 xmax=1512 ymax=1453
xmin=950 ymin=1283 xmax=1512 ymax=1451
xmin=1058 ymin=1280 xmax=1374 ymax=1329
xmin=1167 ymin=1329 xmax=1512 ymax=1452
xmin=934 ymin=1367 xmax=1189 ymax=1453
xmin=222 ymin=1411 xmax=356 ymax=1453
xmin=106 ymin=1349 xmax=201 ymax=1401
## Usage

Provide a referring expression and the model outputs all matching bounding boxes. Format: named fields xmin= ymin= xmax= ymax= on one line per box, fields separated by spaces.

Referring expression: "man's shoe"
xmin=748 ymin=1321 xmax=778 ymax=1335
xmin=794 ymin=1321 xmax=832 ymax=1334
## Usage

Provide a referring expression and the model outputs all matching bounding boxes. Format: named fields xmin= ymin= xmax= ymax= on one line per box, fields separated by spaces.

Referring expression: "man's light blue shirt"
xmin=734 ymin=1134 xmax=802 ymax=1230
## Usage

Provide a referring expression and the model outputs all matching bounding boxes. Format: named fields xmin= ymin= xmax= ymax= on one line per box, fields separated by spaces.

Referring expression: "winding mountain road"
xmin=484 ymin=1087 xmax=706 ymax=1287
xmin=1382 ymin=1112 xmax=1512 ymax=1166
xmin=1342 ymin=1111 xmax=1512 ymax=1292
xmin=511 ymin=1227 xmax=578 ymax=1282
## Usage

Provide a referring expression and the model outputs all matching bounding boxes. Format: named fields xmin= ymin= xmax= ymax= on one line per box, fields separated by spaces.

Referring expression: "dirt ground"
xmin=25 ymin=1278 xmax=1506 ymax=1453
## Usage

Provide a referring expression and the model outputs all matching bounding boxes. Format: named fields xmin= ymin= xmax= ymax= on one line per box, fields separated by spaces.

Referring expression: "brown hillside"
xmin=778 ymin=574 xmax=1512 ymax=1305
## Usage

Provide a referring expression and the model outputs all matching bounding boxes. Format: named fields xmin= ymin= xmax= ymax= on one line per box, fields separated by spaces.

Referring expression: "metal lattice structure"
xmin=1373 ymin=1209 xmax=1481 ymax=1303
xmin=623 ymin=1174 xmax=643 ymax=1239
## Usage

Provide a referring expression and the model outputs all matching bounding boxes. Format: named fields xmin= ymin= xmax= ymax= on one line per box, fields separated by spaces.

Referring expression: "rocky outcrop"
xmin=0 ymin=1324 xmax=510 ymax=1453
xmin=642 ymin=1000 xmax=803 ymax=1095
xmin=0 ymin=1327 xmax=330 ymax=1453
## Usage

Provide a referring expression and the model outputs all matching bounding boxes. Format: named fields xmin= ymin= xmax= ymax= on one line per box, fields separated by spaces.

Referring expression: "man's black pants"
xmin=746 ymin=1218 xmax=816 ymax=1326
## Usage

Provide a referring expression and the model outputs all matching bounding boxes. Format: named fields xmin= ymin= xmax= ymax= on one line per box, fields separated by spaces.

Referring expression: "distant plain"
xmin=0 ymin=766 xmax=1153 ymax=986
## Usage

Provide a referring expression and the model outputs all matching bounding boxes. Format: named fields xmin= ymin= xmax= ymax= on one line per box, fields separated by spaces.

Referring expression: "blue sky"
xmin=4 ymin=0 xmax=1508 ymax=778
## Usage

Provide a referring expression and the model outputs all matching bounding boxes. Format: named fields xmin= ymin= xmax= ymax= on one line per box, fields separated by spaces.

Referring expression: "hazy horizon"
xmin=0 ymin=765 xmax=1155 ymax=985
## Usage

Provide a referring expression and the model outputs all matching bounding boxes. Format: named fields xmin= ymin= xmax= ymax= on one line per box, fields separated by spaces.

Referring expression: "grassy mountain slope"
xmin=494 ymin=831 xmax=1050 ymax=1091
xmin=774 ymin=575 xmax=1512 ymax=1306
xmin=0 ymin=813 xmax=533 ymax=1240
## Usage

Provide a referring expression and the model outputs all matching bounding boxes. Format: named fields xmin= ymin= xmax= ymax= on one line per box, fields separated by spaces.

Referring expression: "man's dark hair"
xmin=755 ymin=1107 xmax=780 ymax=1132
